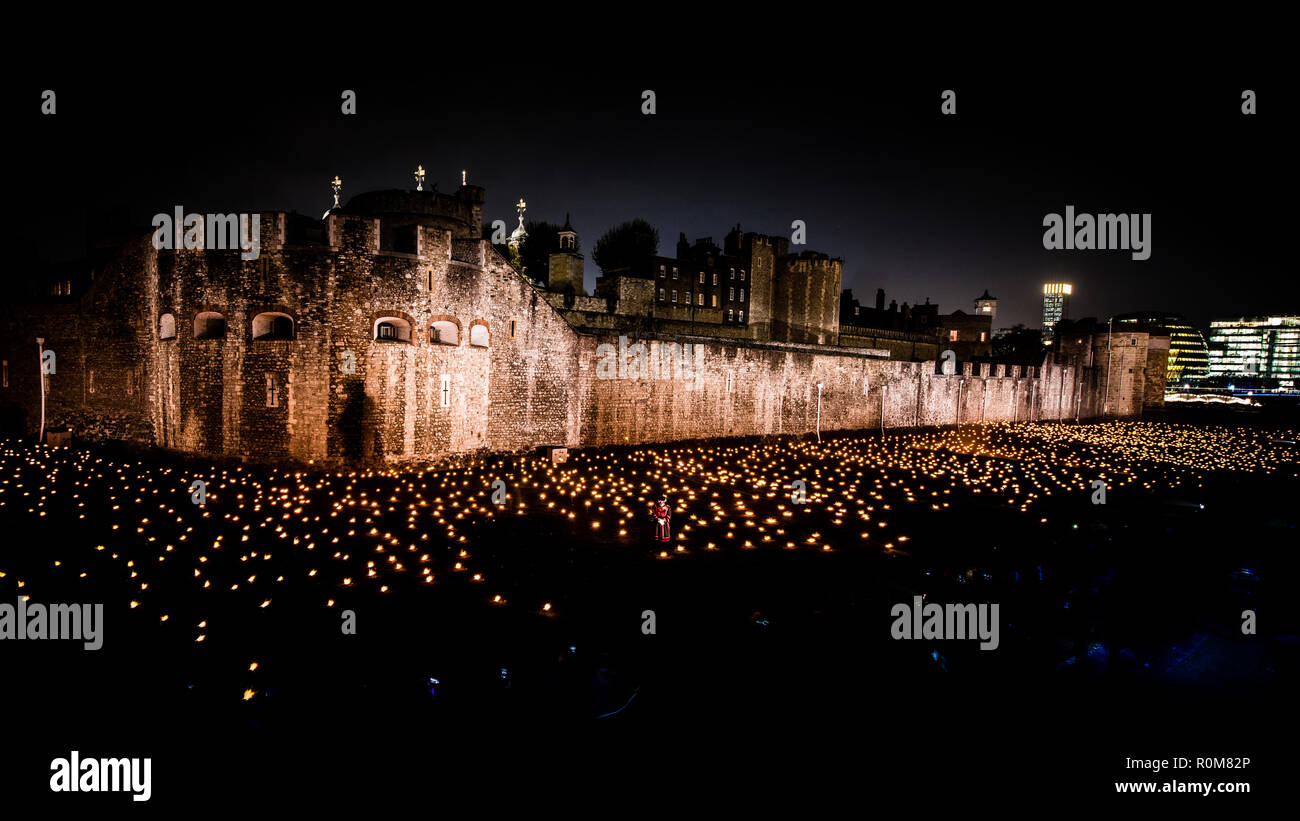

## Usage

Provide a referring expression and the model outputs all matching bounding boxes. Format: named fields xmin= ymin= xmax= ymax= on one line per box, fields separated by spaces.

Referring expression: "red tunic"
xmin=653 ymin=501 xmax=672 ymax=542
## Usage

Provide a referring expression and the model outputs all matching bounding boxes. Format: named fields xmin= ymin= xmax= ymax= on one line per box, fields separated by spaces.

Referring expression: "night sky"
xmin=14 ymin=64 xmax=1292 ymax=332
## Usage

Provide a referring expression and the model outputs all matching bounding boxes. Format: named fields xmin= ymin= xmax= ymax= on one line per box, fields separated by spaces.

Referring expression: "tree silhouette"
xmin=992 ymin=324 xmax=1046 ymax=364
xmin=593 ymin=219 xmax=659 ymax=276
xmin=518 ymin=220 xmax=569 ymax=285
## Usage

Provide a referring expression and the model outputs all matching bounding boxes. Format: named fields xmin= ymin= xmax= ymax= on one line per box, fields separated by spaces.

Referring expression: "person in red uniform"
xmin=653 ymin=496 xmax=672 ymax=542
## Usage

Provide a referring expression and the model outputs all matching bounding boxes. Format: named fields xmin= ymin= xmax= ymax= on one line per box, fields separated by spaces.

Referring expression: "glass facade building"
xmin=1112 ymin=311 xmax=1210 ymax=388
xmin=1041 ymin=283 xmax=1072 ymax=340
xmin=1207 ymin=316 xmax=1300 ymax=391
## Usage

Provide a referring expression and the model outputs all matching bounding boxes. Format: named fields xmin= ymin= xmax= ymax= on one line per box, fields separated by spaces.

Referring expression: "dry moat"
xmin=2 ymin=411 xmax=1296 ymax=796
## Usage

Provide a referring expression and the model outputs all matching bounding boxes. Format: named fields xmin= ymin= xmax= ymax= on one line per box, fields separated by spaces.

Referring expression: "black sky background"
xmin=12 ymin=61 xmax=1293 ymax=332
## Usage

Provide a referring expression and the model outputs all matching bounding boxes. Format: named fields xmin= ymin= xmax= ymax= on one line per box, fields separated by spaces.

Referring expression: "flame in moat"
xmin=0 ymin=421 xmax=1293 ymax=684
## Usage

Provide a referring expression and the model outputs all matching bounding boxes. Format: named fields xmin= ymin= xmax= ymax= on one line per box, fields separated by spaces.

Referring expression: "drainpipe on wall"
xmin=1103 ymin=318 xmax=1114 ymax=416
xmin=36 ymin=337 xmax=46 ymax=445
xmin=1058 ymin=365 xmax=1065 ymax=421
xmin=915 ymin=368 xmax=923 ymax=428
xmin=816 ymin=382 xmax=823 ymax=442
xmin=880 ymin=385 xmax=886 ymax=436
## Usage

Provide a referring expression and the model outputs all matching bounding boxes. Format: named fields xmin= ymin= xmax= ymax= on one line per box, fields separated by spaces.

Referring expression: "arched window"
xmin=159 ymin=313 xmax=176 ymax=340
xmin=252 ymin=312 xmax=295 ymax=341
xmin=430 ymin=320 xmax=460 ymax=345
xmin=469 ymin=322 xmax=489 ymax=347
xmin=194 ymin=312 xmax=226 ymax=340
xmin=373 ymin=316 xmax=412 ymax=342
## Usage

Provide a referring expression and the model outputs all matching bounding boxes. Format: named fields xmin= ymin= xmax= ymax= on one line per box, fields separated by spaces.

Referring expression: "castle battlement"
xmin=1 ymin=181 xmax=1154 ymax=463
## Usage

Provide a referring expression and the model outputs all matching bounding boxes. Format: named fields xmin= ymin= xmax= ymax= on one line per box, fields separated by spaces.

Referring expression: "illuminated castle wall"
xmin=0 ymin=186 xmax=1152 ymax=464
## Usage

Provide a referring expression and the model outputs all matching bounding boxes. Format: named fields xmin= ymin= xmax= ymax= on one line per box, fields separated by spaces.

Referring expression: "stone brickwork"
xmin=771 ymin=255 xmax=842 ymax=345
xmin=0 ymin=186 xmax=1153 ymax=463
xmin=1088 ymin=332 xmax=1156 ymax=416
xmin=576 ymin=332 xmax=1095 ymax=447
xmin=838 ymin=326 xmax=941 ymax=362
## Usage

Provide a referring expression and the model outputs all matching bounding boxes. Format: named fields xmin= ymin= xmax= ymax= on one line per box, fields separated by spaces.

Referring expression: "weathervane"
xmin=516 ymin=197 xmax=527 ymax=226
xmin=331 ymin=175 xmax=342 ymax=209
xmin=415 ymin=165 xmax=425 ymax=191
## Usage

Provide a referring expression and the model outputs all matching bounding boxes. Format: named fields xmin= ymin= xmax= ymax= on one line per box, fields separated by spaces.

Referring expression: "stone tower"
xmin=548 ymin=213 xmax=584 ymax=294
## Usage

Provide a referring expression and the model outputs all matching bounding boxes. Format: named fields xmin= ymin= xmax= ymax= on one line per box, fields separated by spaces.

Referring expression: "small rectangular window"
xmin=88 ymin=370 xmax=95 ymax=394
xmin=672 ymin=290 xmax=678 ymax=303
xmin=740 ymin=288 xmax=745 ymax=302
xmin=712 ymin=272 xmax=718 ymax=285
xmin=659 ymin=288 xmax=665 ymax=301
xmin=711 ymin=295 xmax=718 ymax=308
xmin=672 ymin=268 xmax=678 ymax=280
xmin=265 ymin=373 xmax=278 ymax=407
xmin=1 ymin=360 xmax=7 ymax=388
xmin=440 ymin=374 xmax=451 ymax=407
xmin=949 ymin=330 xmax=959 ymax=342
xmin=509 ymin=318 xmax=517 ymax=338
xmin=739 ymin=310 xmax=745 ymax=323
xmin=740 ymin=270 xmax=746 ymax=281
xmin=729 ymin=287 xmax=735 ymax=301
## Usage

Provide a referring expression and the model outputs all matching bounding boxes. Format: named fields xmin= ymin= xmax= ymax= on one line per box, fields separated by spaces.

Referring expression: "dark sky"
xmin=12 ymin=63 xmax=1293 ymax=332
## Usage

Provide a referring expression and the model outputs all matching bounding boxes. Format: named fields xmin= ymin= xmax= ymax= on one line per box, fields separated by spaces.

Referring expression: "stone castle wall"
xmin=2 ymin=206 xmax=1142 ymax=464
xmin=575 ymin=332 xmax=1097 ymax=448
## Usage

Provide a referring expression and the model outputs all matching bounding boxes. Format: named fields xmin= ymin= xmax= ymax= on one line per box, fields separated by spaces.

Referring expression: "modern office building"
xmin=1041 ymin=283 xmax=1072 ymax=340
xmin=1207 ymin=316 xmax=1300 ymax=390
xmin=1112 ymin=311 xmax=1209 ymax=388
